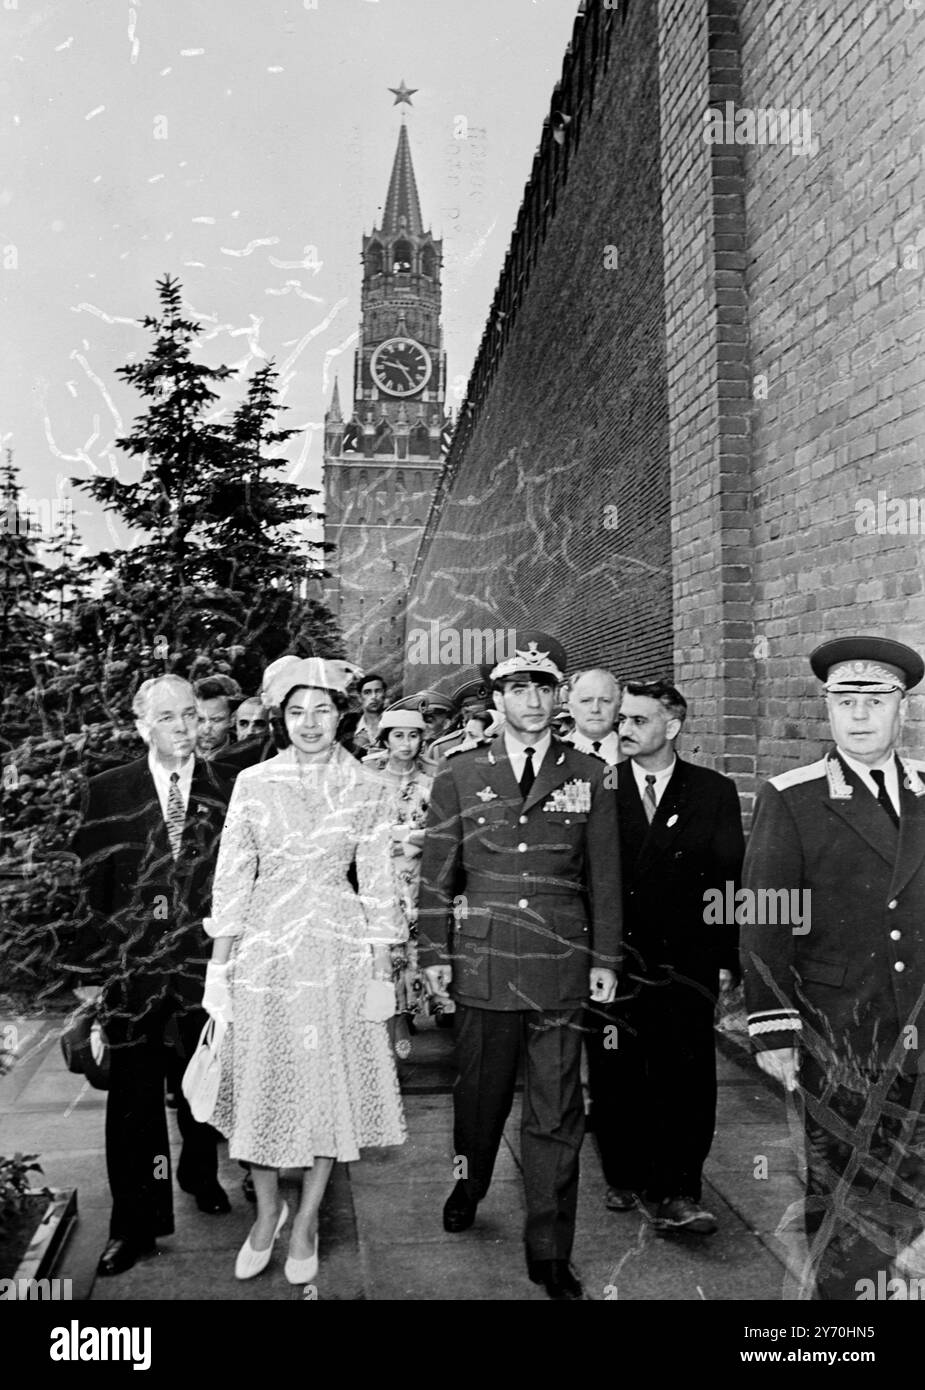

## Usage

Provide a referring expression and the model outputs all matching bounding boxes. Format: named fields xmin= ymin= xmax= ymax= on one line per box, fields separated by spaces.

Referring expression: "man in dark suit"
xmin=741 ymin=636 xmax=925 ymax=1299
xmin=418 ymin=633 xmax=621 ymax=1300
xmin=586 ymin=679 xmax=744 ymax=1235
xmin=70 ymin=675 xmax=233 ymax=1277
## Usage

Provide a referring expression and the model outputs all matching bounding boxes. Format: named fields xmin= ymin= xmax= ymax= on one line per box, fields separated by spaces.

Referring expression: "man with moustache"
xmin=69 ymin=675 xmax=233 ymax=1276
xmin=418 ymin=632 xmax=621 ymax=1300
xmin=234 ymin=695 xmax=270 ymax=745
xmin=741 ymin=637 xmax=925 ymax=1298
xmin=586 ymin=679 xmax=744 ymax=1234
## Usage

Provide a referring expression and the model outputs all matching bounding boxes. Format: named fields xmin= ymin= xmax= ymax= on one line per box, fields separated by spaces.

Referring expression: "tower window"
xmin=366 ymin=242 xmax=384 ymax=276
xmin=393 ymin=240 xmax=413 ymax=273
xmin=421 ymin=245 xmax=437 ymax=279
xmin=374 ymin=422 xmax=394 ymax=456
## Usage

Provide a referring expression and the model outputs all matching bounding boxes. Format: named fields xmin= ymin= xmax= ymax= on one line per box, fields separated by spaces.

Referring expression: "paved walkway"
xmin=0 ymin=1012 xmax=807 ymax=1301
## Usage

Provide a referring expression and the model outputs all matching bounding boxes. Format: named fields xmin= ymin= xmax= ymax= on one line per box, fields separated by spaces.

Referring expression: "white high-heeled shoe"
xmin=234 ymin=1201 xmax=289 ymax=1280
xmin=284 ymin=1229 xmax=319 ymax=1285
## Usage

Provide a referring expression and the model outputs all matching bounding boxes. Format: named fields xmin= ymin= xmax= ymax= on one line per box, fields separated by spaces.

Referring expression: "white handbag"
xmin=181 ymin=1016 xmax=226 ymax=1122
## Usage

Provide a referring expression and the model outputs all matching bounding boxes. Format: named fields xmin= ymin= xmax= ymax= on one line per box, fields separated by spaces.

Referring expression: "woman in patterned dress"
xmin=202 ymin=656 xmax=407 ymax=1286
xmin=363 ymin=710 xmax=435 ymax=1039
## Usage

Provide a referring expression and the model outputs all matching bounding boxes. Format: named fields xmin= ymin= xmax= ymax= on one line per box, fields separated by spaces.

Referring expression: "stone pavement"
xmin=0 ymin=1012 xmax=808 ymax=1301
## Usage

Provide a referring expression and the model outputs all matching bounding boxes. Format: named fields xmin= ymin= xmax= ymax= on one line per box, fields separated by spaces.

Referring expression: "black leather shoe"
xmin=178 ymin=1175 xmax=231 ymax=1214
xmin=192 ymin=1181 xmax=231 ymax=1215
xmin=442 ymin=1180 xmax=478 ymax=1233
xmin=605 ymin=1186 xmax=639 ymax=1212
xmin=527 ymin=1258 xmax=584 ymax=1301
xmin=96 ymin=1237 xmax=157 ymax=1278
xmin=655 ymin=1196 xmax=717 ymax=1235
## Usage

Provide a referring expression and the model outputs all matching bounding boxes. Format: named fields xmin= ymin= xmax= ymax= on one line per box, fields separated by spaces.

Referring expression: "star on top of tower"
xmin=388 ymin=79 xmax=417 ymax=107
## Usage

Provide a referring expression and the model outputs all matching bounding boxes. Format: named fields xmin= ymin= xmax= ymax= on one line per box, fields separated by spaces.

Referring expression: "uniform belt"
xmin=463 ymin=871 xmax=585 ymax=898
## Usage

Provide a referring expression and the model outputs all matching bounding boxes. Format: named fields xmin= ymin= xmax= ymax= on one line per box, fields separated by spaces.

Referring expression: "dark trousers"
xmin=105 ymin=999 xmax=218 ymax=1243
xmin=801 ymin=1054 xmax=925 ymax=1300
xmin=452 ymin=1002 xmax=584 ymax=1262
xmin=585 ymin=978 xmax=718 ymax=1202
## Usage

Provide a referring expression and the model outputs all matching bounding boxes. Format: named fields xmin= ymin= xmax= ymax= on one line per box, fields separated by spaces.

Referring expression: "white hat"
xmin=261 ymin=655 xmax=362 ymax=708
xmin=379 ymin=709 xmax=426 ymax=733
xmin=490 ymin=632 xmax=566 ymax=684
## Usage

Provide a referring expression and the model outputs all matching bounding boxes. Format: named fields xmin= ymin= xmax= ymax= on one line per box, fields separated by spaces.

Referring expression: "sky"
xmin=1 ymin=0 xmax=581 ymax=558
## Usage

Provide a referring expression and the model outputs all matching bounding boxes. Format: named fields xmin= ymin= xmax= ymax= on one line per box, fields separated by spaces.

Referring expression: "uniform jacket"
xmin=417 ymin=737 xmax=621 ymax=1011
xmin=741 ymin=749 xmax=925 ymax=1074
xmin=69 ymin=755 xmax=232 ymax=1016
xmin=616 ymin=757 xmax=744 ymax=994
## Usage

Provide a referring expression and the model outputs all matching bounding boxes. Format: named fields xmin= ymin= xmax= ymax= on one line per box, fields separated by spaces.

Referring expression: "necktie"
xmin=870 ymin=769 xmax=900 ymax=829
xmin=519 ymin=746 xmax=536 ymax=800
xmin=643 ymin=774 xmax=658 ymax=824
xmin=166 ymin=772 xmax=185 ymax=858
xmin=591 ymin=740 xmax=602 ymax=756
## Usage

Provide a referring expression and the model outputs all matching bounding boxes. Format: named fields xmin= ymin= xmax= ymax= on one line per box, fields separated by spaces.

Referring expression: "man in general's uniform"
xmin=741 ymin=636 xmax=925 ymax=1299
xmin=418 ymin=633 xmax=621 ymax=1300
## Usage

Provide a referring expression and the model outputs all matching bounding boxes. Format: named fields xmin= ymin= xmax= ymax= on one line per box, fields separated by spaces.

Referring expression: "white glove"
xmin=203 ymin=960 xmax=233 ymax=1024
xmin=362 ymin=978 xmax=397 ymax=1022
xmin=424 ymin=964 xmax=452 ymax=997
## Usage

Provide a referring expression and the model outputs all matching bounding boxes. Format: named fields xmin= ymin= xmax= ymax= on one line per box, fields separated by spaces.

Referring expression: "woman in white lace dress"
xmin=202 ymin=656 xmax=407 ymax=1286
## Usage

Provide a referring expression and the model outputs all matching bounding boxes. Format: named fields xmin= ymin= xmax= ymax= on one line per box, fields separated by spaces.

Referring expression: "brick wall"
xmin=740 ymin=0 xmax=925 ymax=772
xmin=658 ymin=0 xmax=758 ymax=786
xmin=402 ymin=0 xmax=925 ymax=794
xmin=403 ymin=0 xmax=672 ymax=696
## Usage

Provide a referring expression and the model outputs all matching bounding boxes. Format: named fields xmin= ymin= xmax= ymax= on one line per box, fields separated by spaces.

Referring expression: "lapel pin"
xmin=667 ymin=814 xmax=678 ymax=827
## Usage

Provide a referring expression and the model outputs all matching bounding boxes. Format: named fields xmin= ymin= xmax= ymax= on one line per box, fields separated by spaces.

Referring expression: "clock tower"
xmin=323 ymin=105 xmax=450 ymax=691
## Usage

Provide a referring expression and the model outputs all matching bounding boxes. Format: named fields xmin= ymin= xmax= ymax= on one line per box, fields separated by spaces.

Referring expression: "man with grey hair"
xmin=563 ymin=668 xmax=623 ymax=765
xmin=69 ymin=674 xmax=234 ymax=1277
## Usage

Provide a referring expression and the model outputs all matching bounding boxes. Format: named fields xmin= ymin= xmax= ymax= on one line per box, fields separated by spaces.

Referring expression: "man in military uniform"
xmin=426 ymin=677 xmax=499 ymax=764
xmin=741 ymin=636 xmax=925 ymax=1298
xmin=418 ymin=633 xmax=621 ymax=1300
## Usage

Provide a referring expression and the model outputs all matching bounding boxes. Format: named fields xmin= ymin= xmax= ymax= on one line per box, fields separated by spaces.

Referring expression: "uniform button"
xmin=518 ymin=898 xmax=528 ymax=909
xmin=519 ymin=815 xmax=528 ymax=825
xmin=477 ymin=817 xmax=485 ymax=825
xmin=894 ymin=961 xmax=906 ymax=973
xmin=888 ymin=899 xmax=898 ymax=910
xmin=890 ymin=929 xmax=901 ymax=941
xmin=518 ymin=842 xmax=527 ymax=852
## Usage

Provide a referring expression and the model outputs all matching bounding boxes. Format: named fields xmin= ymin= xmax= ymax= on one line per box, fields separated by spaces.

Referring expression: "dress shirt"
xmin=570 ymin=729 xmax=621 ymax=765
xmin=503 ymin=729 xmax=551 ymax=785
xmin=838 ymin=748 xmax=901 ymax=818
xmin=629 ymin=756 xmax=676 ymax=808
xmin=148 ymin=749 xmax=195 ymax=820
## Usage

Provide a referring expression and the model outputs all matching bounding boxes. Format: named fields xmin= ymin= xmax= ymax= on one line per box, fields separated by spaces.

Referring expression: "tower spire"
xmin=381 ymin=124 xmax=424 ymax=237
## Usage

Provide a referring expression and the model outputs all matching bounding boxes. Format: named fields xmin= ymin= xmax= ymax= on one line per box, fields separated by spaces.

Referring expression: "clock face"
xmin=370 ymin=337 xmax=432 ymax=396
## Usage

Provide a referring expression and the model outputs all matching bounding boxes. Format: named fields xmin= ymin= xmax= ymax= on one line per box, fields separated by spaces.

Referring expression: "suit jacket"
xmin=69 ymin=755 xmax=232 ymax=1016
xmin=616 ymin=756 xmax=745 ymax=995
xmin=741 ymin=749 xmax=925 ymax=1074
xmin=417 ymin=737 xmax=621 ymax=1011
xmin=213 ymin=734 xmax=278 ymax=777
